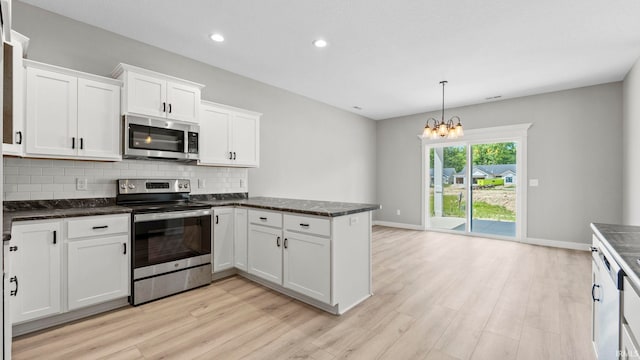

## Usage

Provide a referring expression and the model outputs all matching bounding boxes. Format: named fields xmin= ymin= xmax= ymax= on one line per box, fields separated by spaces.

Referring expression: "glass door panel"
xmin=428 ymin=145 xmax=467 ymax=232
xmin=470 ymin=142 xmax=517 ymax=237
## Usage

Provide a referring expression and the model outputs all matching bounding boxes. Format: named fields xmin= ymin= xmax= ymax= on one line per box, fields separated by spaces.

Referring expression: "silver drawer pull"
xmin=299 ymin=223 xmax=310 ymax=228
xmin=92 ymin=225 xmax=109 ymax=230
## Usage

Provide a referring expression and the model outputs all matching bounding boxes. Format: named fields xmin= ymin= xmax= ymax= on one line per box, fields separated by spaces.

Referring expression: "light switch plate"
xmin=76 ymin=178 xmax=88 ymax=191
xmin=529 ymin=179 xmax=539 ymax=187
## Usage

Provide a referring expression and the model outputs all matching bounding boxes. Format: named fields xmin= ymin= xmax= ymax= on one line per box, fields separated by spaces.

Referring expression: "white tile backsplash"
xmin=3 ymin=158 xmax=248 ymax=200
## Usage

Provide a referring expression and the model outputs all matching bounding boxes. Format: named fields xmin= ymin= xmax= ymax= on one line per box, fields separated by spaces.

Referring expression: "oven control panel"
xmin=118 ymin=179 xmax=191 ymax=194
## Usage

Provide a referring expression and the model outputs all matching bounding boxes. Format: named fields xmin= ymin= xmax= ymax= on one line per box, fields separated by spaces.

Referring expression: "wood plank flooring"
xmin=12 ymin=226 xmax=595 ymax=360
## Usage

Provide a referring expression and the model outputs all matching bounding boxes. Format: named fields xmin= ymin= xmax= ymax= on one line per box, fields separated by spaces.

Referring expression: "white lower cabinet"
xmin=282 ymin=231 xmax=330 ymax=303
xmin=67 ymin=234 xmax=129 ymax=311
xmin=10 ymin=220 xmax=62 ymax=324
xmin=213 ymin=208 xmax=234 ymax=272
xmin=234 ymin=208 xmax=248 ymax=271
xmin=248 ymin=224 xmax=283 ymax=284
xmin=8 ymin=214 xmax=131 ymax=326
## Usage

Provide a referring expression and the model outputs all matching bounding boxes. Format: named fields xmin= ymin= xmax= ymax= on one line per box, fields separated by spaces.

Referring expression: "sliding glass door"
xmin=428 ymin=146 xmax=467 ymax=232
xmin=427 ymin=141 xmax=518 ymax=238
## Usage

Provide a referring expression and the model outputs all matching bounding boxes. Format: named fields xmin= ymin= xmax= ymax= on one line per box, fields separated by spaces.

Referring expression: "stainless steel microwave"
xmin=123 ymin=115 xmax=199 ymax=162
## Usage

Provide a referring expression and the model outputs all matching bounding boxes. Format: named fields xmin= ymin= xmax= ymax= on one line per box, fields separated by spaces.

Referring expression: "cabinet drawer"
xmin=624 ymin=277 xmax=640 ymax=342
xmin=248 ymin=210 xmax=282 ymax=228
xmin=284 ymin=214 xmax=330 ymax=237
xmin=67 ymin=214 xmax=130 ymax=239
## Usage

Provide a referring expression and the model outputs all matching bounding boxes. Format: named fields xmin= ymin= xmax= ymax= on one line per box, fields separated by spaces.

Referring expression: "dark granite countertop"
xmin=591 ymin=223 xmax=640 ymax=290
xmin=195 ymin=196 xmax=381 ymax=217
xmin=3 ymin=198 xmax=132 ymax=242
xmin=3 ymin=195 xmax=380 ymax=241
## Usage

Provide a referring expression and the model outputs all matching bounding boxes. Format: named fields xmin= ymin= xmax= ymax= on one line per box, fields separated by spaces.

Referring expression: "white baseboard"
xmin=523 ymin=237 xmax=590 ymax=251
xmin=372 ymin=220 xmax=424 ymax=231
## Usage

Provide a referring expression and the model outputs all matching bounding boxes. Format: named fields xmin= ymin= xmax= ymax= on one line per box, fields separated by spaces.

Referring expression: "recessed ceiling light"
xmin=210 ymin=33 xmax=225 ymax=42
xmin=485 ymin=95 xmax=502 ymax=100
xmin=353 ymin=106 xmax=362 ymax=110
xmin=312 ymin=39 xmax=328 ymax=48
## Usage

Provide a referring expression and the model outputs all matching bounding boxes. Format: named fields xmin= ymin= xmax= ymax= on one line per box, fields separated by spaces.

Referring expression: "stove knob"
xmin=128 ymin=184 xmax=136 ymax=189
xmin=120 ymin=184 xmax=126 ymax=190
xmin=178 ymin=184 xmax=183 ymax=189
xmin=184 ymin=183 xmax=189 ymax=189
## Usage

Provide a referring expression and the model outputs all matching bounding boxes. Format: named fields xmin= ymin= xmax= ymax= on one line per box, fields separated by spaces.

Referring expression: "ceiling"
xmin=20 ymin=0 xmax=640 ymax=120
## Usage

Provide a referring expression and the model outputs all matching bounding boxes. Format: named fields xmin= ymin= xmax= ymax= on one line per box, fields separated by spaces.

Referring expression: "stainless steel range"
xmin=117 ymin=179 xmax=212 ymax=305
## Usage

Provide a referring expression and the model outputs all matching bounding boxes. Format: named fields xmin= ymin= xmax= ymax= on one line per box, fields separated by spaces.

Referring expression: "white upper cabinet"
xmin=200 ymin=101 xmax=260 ymax=167
xmin=77 ymin=78 xmax=121 ymax=159
xmin=3 ymin=31 xmax=30 ymax=156
xmin=24 ymin=60 xmax=122 ymax=161
xmin=113 ymin=63 xmax=203 ymax=124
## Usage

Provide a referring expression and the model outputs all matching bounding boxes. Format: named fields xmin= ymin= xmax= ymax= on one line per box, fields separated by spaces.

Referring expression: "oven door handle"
xmin=134 ymin=209 xmax=212 ymax=222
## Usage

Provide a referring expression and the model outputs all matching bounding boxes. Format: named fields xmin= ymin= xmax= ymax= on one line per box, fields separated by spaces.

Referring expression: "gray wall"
xmin=623 ymin=57 xmax=640 ymax=225
xmin=377 ymin=83 xmax=623 ymax=244
xmin=12 ymin=2 xmax=377 ymax=203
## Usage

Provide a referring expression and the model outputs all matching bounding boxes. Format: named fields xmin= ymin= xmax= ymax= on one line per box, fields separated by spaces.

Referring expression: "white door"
xmin=213 ymin=208 xmax=234 ymax=272
xmin=67 ymin=235 xmax=129 ymax=310
xmin=166 ymin=81 xmax=200 ymax=123
xmin=283 ymin=231 xmax=331 ymax=303
xmin=248 ymin=225 xmax=282 ymax=284
xmin=199 ymin=103 xmax=232 ymax=165
xmin=11 ymin=221 xmax=62 ymax=324
xmin=231 ymin=112 xmax=259 ymax=167
xmin=126 ymin=71 xmax=166 ymax=118
xmin=77 ymin=78 xmax=121 ymax=160
xmin=25 ymin=67 xmax=78 ymax=157
xmin=234 ymin=208 xmax=248 ymax=271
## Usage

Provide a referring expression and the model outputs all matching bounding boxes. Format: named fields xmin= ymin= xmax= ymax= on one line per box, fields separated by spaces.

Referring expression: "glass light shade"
xmin=455 ymin=123 xmax=464 ymax=136
xmin=430 ymin=130 xmax=439 ymax=139
xmin=145 ymin=135 xmax=152 ymax=144
xmin=438 ymin=123 xmax=448 ymax=137
xmin=448 ymin=130 xmax=458 ymax=139
xmin=422 ymin=126 xmax=431 ymax=138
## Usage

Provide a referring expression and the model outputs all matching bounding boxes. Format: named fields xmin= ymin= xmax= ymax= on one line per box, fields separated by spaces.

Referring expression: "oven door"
xmin=132 ymin=209 xmax=212 ymax=279
xmin=124 ymin=115 xmax=199 ymax=161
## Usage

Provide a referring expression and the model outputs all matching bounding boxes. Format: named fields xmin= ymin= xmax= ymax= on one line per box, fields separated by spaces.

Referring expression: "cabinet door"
xmin=25 ymin=67 xmax=78 ymax=157
xmin=67 ymin=235 xmax=129 ymax=310
xmin=10 ymin=221 xmax=62 ymax=324
xmin=231 ymin=112 xmax=260 ymax=167
xmin=213 ymin=208 xmax=234 ymax=272
xmin=592 ymin=255 xmax=601 ymax=356
xmin=234 ymin=208 xmax=248 ymax=271
xmin=166 ymin=81 xmax=200 ymax=123
xmin=77 ymin=78 xmax=121 ymax=160
xmin=283 ymin=231 xmax=330 ymax=303
xmin=248 ymin=225 xmax=282 ymax=284
xmin=3 ymin=36 xmax=26 ymax=156
xmin=199 ymin=103 xmax=232 ymax=165
xmin=125 ymin=71 xmax=166 ymax=118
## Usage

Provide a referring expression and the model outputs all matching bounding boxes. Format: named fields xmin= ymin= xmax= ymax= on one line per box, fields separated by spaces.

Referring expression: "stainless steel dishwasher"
xmin=591 ymin=235 xmax=623 ymax=360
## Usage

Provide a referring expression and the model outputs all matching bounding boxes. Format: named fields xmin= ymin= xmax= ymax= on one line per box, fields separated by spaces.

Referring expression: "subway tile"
xmin=102 ymin=169 xmax=121 ymax=177
xmin=64 ymin=168 xmax=84 ymax=176
xmin=4 ymin=184 xmax=17 ymax=192
xmin=5 ymin=192 xmax=30 ymax=201
xmin=4 ymin=158 xmax=30 ymax=167
xmin=41 ymin=184 xmax=64 ymax=192
xmin=120 ymin=169 xmax=137 ymax=177
xmin=18 ymin=184 xmax=42 ymax=192
xmin=84 ymin=169 xmax=104 ymax=176
xmin=19 ymin=167 xmax=43 ymax=176
xmin=42 ymin=167 xmax=65 ymax=176
xmin=4 ymin=166 xmax=19 ymax=175
xmin=5 ymin=175 xmax=30 ymax=184
xmin=30 ymin=176 xmax=54 ymax=184
xmin=31 ymin=192 xmax=54 ymax=200
xmin=30 ymin=159 xmax=53 ymax=168
xmin=54 ymin=176 xmax=76 ymax=184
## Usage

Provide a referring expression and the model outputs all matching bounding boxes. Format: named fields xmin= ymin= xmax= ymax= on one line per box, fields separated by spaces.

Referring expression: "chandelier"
xmin=422 ymin=81 xmax=463 ymax=139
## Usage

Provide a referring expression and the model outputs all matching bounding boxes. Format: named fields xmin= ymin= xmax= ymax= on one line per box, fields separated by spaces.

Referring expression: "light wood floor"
xmin=13 ymin=226 xmax=595 ymax=360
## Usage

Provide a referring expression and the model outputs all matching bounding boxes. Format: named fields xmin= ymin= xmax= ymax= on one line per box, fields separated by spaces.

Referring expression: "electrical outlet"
xmin=396 ymin=209 xmax=401 ymax=216
xmin=529 ymin=179 xmax=539 ymax=187
xmin=240 ymin=179 xmax=244 ymax=188
xmin=198 ymin=179 xmax=206 ymax=189
xmin=76 ymin=178 xmax=88 ymax=191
